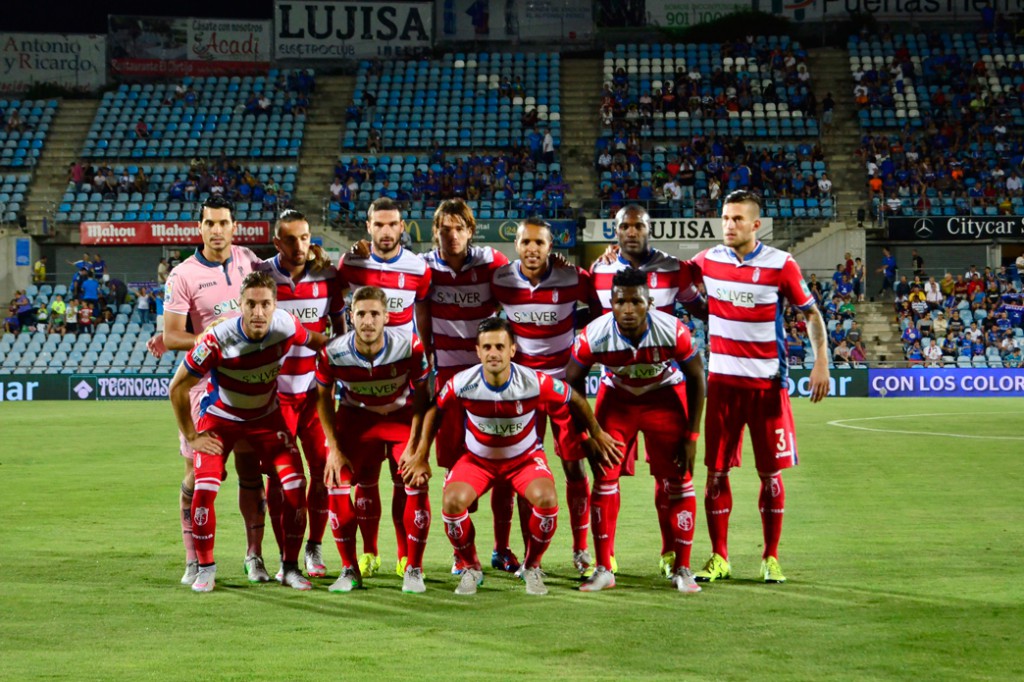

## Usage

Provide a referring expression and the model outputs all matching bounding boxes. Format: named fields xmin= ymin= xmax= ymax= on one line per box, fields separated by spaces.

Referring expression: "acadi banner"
xmin=888 ymin=215 xmax=1024 ymax=242
xmin=868 ymin=368 xmax=1024 ymax=398
xmin=108 ymin=16 xmax=270 ymax=77
xmin=80 ymin=221 xmax=271 ymax=246
xmin=582 ymin=217 xmax=773 ymax=243
xmin=0 ymin=33 xmax=106 ymax=93
xmin=274 ymin=1 xmax=433 ymax=60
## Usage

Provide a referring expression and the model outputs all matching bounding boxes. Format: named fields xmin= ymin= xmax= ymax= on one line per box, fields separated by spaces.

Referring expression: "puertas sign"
xmin=274 ymin=1 xmax=433 ymax=60
xmin=888 ymin=215 xmax=1024 ymax=242
xmin=751 ymin=0 xmax=1021 ymax=22
xmin=582 ymin=217 xmax=773 ymax=243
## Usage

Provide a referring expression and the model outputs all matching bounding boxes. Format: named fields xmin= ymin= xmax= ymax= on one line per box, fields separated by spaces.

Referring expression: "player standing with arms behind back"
xmin=690 ymin=190 xmax=829 ymax=585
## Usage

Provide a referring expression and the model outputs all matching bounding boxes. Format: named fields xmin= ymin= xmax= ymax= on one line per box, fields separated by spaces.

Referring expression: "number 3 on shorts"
xmin=774 ymin=428 xmax=792 ymax=458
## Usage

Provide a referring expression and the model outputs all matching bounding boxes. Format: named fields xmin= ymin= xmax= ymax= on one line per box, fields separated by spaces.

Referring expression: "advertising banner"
xmin=108 ymin=16 xmax=270 ymax=77
xmin=0 ymin=33 xmax=106 ymax=93
xmin=751 ymin=0 xmax=1022 ymax=23
xmin=402 ymin=218 xmax=576 ymax=247
xmin=0 ymin=373 xmax=172 ymax=401
xmin=868 ymin=368 xmax=1024 ymax=398
xmin=582 ymin=217 xmax=773 ymax=243
xmin=80 ymin=221 xmax=272 ymax=246
xmin=887 ymin=215 xmax=1024 ymax=242
xmin=786 ymin=368 xmax=867 ymax=398
xmin=438 ymin=0 xmax=593 ymax=42
xmin=645 ymin=0 xmax=748 ymax=28
xmin=274 ymin=1 xmax=433 ymax=60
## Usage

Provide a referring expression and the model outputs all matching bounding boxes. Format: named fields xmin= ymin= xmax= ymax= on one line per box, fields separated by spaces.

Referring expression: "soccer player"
xmin=315 ymin=286 xmax=432 ymax=593
xmin=147 ymin=195 xmax=267 ymax=586
xmin=591 ymin=204 xmax=704 ymax=577
xmin=568 ymin=267 xmax=706 ymax=593
xmin=168 ymin=271 xmax=328 ymax=592
xmin=418 ymin=199 xmax=522 ymax=575
xmin=337 ymin=197 xmax=432 ymax=579
xmin=258 ymin=209 xmax=344 ymax=580
xmin=491 ymin=216 xmax=596 ymax=574
xmin=690 ymin=190 xmax=829 ymax=585
xmin=410 ymin=317 xmax=621 ymax=595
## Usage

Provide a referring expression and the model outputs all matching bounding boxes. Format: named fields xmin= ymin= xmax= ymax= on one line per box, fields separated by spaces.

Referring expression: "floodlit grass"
xmin=1 ymin=399 xmax=1022 ymax=681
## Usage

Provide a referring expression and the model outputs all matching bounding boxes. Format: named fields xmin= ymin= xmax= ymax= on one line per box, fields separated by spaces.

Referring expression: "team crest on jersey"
xmin=191 ymin=341 xmax=212 ymax=365
xmin=676 ymin=510 xmax=694 ymax=532
xmin=652 ymin=348 xmax=661 ymax=363
xmin=471 ymin=269 xmax=478 ymax=283
xmin=194 ymin=507 xmax=209 ymax=526
xmin=551 ymin=289 xmax=559 ymax=303
xmin=313 ymin=282 xmax=320 ymax=298
xmin=398 ymin=272 xmax=405 ymax=288
xmin=390 ymin=365 xmax=397 ymax=377
xmin=414 ymin=510 xmax=430 ymax=529
xmin=515 ymin=400 xmax=523 ymax=414
xmin=753 ymin=267 xmax=761 ymax=283
xmin=650 ymin=272 xmax=659 ymax=287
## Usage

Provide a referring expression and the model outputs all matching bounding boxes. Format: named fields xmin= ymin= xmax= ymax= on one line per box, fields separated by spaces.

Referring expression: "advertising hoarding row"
xmin=79 ymin=221 xmax=272 ymax=246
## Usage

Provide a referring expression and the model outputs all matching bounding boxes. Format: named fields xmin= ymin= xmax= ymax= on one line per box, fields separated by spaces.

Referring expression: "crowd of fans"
xmin=597 ymin=132 xmax=830 ymax=218
xmin=67 ymin=159 xmax=150 ymax=198
xmin=167 ymin=156 xmax=292 ymax=209
xmin=889 ymin=259 xmax=1024 ymax=367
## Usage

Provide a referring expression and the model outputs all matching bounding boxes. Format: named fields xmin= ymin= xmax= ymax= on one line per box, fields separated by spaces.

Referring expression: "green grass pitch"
xmin=1 ymin=398 xmax=1022 ymax=681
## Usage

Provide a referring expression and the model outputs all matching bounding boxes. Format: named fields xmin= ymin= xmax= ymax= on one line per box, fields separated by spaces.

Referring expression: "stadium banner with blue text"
xmin=787 ymin=368 xmax=867 ymax=398
xmin=0 ymin=373 xmax=172 ymax=401
xmin=0 ymin=33 xmax=106 ymax=94
xmin=868 ymin=368 xmax=1024 ymax=398
xmin=887 ymin=215 xmax=1024 ymax=242
xmin=645 ymin=0 xmax=748 ymax=28
xmin=750 ymin=0 xmax=1020 ymax=22
xmin=582 ymin=217 xmax=773 ymax=243
xmin=436 ymin=0 xmax=594 ymax=43
xmin=108 ymin=16 xmax=271 ymax=77
xmin=402 ymin=218 xmax=576 ymax=247
xmin=274 ymin=1 xmax=433 ymax=60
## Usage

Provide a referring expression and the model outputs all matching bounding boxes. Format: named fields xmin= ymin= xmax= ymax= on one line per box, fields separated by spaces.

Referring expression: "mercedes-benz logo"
xmin=913 ymin=218 xmax=934 ymax=239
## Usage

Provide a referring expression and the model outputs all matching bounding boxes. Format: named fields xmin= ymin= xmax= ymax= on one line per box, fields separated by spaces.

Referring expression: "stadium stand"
xmin=54 ymin=160 xmax=297 ymax=223
xmin=345 ymin=53 xmax=561 ymax=150
xmin=1 ymin=98 xmax=56 ymax=169
xmin=80 ymin=70 xmax=312 ymax=160
xmin=0 ymin=172 xmax=32 ymax=225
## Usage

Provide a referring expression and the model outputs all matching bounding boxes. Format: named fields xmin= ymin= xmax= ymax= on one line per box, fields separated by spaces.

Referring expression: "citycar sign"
xmin=888 ymin=216 xmax=1024 ymax=241
xmin=79 ymin=221 xmax=271 ymax=245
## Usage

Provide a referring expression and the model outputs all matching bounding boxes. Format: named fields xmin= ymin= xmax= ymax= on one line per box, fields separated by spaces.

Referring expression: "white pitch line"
xmin=827 ymin=412 xmax=1024 ymax=441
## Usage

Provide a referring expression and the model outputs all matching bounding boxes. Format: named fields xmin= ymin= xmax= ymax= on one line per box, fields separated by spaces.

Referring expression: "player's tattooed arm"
xmin=805 ymin=304 xmax=831 ymax=403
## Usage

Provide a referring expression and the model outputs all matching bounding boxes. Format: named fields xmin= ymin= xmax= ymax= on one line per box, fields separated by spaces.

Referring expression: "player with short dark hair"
xmin=315 ymin=286 xmax=433 ymax=593
xmin=690 ymin=189 xmax=829 ymax=585
xmin=169 ymin=271 xmax=328 ymax=592
xmin=568 ymin=267 xmax=706 ymax=593
xmin=409 ymin=317 xmax=622 ymax=595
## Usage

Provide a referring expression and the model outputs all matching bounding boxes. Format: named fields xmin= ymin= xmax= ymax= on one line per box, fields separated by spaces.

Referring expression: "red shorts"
xmin=279 ymin=391 xmax=328 ymax=470
xmin=336 ymin=404 xmax=412 ymax=477
xmin=704 ymin=376 xmax=798 ymax=474
xmin=594 ymin=383 xmax=692 ymax=480
xmin=193 ymin=410 xmax=303 ymax=478
xmin=445 ymin=449 xmax=556 ymax=498
xmin=536 ymin=400 xmax=585 ymax=462
xmin=434 ymin=366 xmax=469 ymax=469
xmin=179 ymin=380 xmax=209 ymax=459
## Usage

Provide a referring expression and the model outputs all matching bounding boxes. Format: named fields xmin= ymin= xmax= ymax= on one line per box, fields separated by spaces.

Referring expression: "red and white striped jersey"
xmin=257 ymin=257 xmax=345 ymax=396
xmin=423 ymin=246 xmax=508 ymax=370
xmin=491 ymin=261 xmax=592 ymax=378
xmin=591 ymin=250 xmax=700 ymax=315
xmin=692 ymin=242 xmax=815 ymax=388
xmin=315 ymin=328 xmax=428 ymax=414
xmin=572 ymin=309 xmax=696 ymax=396
xmin=437 ymin=362 xmax=571 ymax=460
xmin=185 ymin=308 xmax=309 ymax=422
xmin=338 ymin=248 xmax=431 ymax=334
xmin=164 ymin=246 xmax=262 ymax=331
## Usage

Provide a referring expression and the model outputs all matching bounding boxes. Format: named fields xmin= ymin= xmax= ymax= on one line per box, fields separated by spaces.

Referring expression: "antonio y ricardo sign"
xmin=274 ymin=1 xmax=433 ymax=59
xmin=80 ymin=221 xmax=271 ymax=245
xmin=888 ymin=215 xmax=1024 ymax=241
xmin=0 ymin=33 xmax=106 ymax=94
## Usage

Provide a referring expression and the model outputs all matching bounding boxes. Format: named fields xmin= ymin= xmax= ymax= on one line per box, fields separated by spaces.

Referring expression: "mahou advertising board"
xmin=79 ymin=221 xmax=271 ymax=245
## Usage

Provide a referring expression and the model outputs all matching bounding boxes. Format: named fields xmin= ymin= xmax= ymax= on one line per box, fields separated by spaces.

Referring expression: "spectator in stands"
xmin=77 ymin=300 xmax=94 ymax=335
xmin=63 ymin=298 xmax=78 ymax=335
xmin=69 ymin=160 xmax=86 ymax=192
xmin=901 ymin=320 xmax=922 ymax=350
xmin=5 ymin=110 xmax=24 ymax=133
xmin=3 ymin=303 xmax=19 ymax=335
xmin=47 ymin=294 xmax=66 ymax=336
xmin=157 ymin=258 xmax=169 ymax=284
xmin=14 ymin=290 xmax=33 ymax=330
xmin=923 ymin=338 xmax=943 ymax=366
xmin=135 ymin=288 xmax=152 ymax=325
xmin=933 ymin=311 xmax=948 ymax=338
xmin=32 ymin=256 xmax=47 ymax=284
xmin=906 ymin=340 xmax=925 ymax=365
xmin=135 ymin=119 xmax=150 ymax=140
xmin=786 ymin=327 xmax=806 ymax=363
xmin=877 ymin=247 xmax=896 ymax=300
xmin=1003 ymin=344 xmax=1023 ymax=368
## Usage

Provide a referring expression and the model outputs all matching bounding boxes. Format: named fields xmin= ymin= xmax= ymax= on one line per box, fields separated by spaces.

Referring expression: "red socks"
xmin=327 ymin=484 xmax=357 ymax=568
xmin=565 ymin=477 xmax=590 ymax=553
xmin=590 ymin=481 xmax=620 ymax=570
xmin=759 ymin=472 xmax=785 ymax=560
xmin=442 ymin=511 xmax=478 ymax=569
xmin=354 ymin=482 xmax=381 ymax=555
xmin=523 ymin=506 xmax=558 ymax=569
xmin=403 ymin=487 xmax=431 ymax=569
xmin=705 ymin=470 xmax=732 ymax=560
xmin=664 ymin=476 xmax=697 ymax=570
